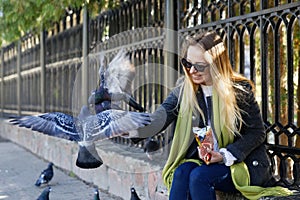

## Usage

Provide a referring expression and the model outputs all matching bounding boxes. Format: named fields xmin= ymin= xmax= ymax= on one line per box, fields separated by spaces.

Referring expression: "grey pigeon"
xmin=89 ymin=49 xmax=144 ymax=113
xmin=37 ymin=186 xmax=51 ymax=200
xmin=94 ymin=187 xmax=100 ymax=200
xmin=10 ymin=50 xmax=151 ymax=169
xmin=35 ymin=163 xmax=54 ymax=187
xmin=89 ymin=81 xmax=144 ymax=113
xmin=10 ymin=106 xmax=151 ymax=169
xmin=130 ymin=187 xmax=141 ymax=200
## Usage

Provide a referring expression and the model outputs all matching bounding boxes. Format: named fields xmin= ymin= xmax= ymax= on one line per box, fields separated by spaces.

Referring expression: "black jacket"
xmin=134 ymin=82 xmax=274 ymax=187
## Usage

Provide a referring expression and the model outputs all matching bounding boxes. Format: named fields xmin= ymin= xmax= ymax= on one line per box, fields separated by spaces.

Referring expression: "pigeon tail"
xmin=76 ymin=142 xmax=103 ymax=169
xmin=35 ymin=179 xmax=42 ymax=187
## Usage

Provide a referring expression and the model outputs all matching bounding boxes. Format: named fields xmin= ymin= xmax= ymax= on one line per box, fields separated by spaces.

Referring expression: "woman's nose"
xmin=189 ymin=66 xmax=198 ymax=74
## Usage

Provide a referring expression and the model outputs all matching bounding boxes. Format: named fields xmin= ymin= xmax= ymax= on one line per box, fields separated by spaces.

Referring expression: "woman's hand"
xmin=197 ymin=146 xmax=223 ymax=164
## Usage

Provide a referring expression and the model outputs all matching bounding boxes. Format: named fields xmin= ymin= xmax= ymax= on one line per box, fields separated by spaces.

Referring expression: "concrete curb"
xmin=0 ymin=119 xmax=168 ymax=200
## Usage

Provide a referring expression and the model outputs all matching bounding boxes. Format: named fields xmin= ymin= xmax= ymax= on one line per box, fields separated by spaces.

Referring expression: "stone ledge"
xmin=0 ymin=119 xmax=168 ymax=200
xmin=1 ymin=119 xmax=298 ymax=200
xmin=216 ymin=191 xmax=300 ymax=200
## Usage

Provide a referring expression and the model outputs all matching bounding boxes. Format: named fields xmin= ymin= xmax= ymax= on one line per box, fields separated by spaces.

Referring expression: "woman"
xmin=128 ymin=31 xmax=292 ymax=200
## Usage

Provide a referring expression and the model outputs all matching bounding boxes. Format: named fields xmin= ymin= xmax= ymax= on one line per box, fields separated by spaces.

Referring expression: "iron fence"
xmin=178 ymin=0 xmax=300 ymax=189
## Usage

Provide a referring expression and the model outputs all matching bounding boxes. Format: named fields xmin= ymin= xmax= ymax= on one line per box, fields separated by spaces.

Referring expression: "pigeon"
xmin=94 ymin=187 xmax=100 ymax=200
xmin=36 ymin=186 xmax=51 ymax=200
xmin=88 ymin=49 xmax=144 ymax=113
xmin=130 ymin=187 xmax=141 ymax=200
xmin=35 ymin=163 xmax=54 ymax=187
xmin=10 ymin=50 xmax=152 ymax=169
xmin=89 ymin=81 xmax=144 ymax=113
xmin=10 ymin=106 xmax=151 ymax=169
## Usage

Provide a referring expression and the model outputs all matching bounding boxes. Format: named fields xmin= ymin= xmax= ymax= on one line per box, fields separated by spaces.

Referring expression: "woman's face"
xmin=185 ymin=45 xmax=213 ymax=85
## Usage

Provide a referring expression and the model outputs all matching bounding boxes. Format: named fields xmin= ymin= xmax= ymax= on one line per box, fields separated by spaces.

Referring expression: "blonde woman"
xmin=128 ymin=31 xmax=292 ymax=200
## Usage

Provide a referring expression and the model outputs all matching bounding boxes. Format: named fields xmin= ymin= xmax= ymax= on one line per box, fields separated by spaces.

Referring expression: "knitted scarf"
xmin=162 ymin=88 xmax=293 ymax=199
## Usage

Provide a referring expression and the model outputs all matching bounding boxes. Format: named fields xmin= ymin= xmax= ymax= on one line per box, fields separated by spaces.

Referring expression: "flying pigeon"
xmin=10 ymin=50 xmax=151 ymax=169
xmin=88 ymin=49 xmax=144 ymax=113
xmin=10 ymin=106 xmax=151 ymax=169
xmin=130 ymin=187 xmax=141 ymax=200
xmin=94 ymin=187 xmax=100 ymax=200
xmin=36 ymin=186 xmax=51 ymax=200
xmin=35 ymin=163 xmax=54 ymax=187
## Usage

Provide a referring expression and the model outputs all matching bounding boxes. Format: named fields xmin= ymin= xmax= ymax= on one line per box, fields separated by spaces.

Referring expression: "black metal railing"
xmin=178 ymin=0 xmax=300 ymax=189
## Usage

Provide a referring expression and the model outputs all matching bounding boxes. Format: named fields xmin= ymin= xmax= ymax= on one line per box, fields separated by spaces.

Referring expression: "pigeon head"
xmin=130 ymin=187 xmax=141 ymax=200
xmin=37 ymin=186 xmax=51 ymax=200
xmin=88 ymin=87 xmax=111 ymax=105
xmin=94 ymin=187 xmax=100 ymax=200
xmin=130 ymin=187 xmax=136 ymax=193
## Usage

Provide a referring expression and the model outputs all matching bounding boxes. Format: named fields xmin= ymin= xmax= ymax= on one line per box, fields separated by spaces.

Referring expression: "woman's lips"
xmin=191 ymin=75 xmax=203 ymax=80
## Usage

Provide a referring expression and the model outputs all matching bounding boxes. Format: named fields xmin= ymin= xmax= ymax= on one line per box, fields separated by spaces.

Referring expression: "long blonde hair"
xmin=179 ymin=30 xmax=252 ymax=135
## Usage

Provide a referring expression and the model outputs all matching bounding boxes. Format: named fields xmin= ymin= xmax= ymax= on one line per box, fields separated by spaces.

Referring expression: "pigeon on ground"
xmin=130 ymin=187 xmax=141 ymax=200
xmin=88 ymin=49 xmax=144 ymax=113
xmin=94 ymin=187 xmax=100 ymax=200
xmin=35 ymin=163 xmax=54 ymax=187
xmin=37 ymin=186 xmax=51 ymax=200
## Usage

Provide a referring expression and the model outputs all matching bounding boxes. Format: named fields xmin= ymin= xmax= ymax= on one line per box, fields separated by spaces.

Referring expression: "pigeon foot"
xmin=76 ymin=142 xmax=103 ymax=169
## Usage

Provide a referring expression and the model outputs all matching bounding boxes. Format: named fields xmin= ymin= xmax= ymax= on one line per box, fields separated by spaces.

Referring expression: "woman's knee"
xmin=189 ymin=166 xmax=209 ymax=185
xmin=173 ymin=166 xmax=189 ymax=179
xmin=173 ymin=162 xmax=198 ymax=179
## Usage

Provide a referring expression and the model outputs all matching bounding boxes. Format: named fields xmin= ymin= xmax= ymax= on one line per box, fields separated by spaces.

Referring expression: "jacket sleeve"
xmin=226 ymin=83 xmax=266 ymax=162
xmin=128 ymin=87 xmax=180 ymax=139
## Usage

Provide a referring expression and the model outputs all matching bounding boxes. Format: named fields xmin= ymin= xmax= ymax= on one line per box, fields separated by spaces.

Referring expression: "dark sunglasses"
xmin=181 ymin=58 xmax=209 ymax=72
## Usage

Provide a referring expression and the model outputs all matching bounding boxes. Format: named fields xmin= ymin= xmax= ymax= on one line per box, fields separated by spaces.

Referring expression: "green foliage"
xmin=0 ymin=0 xmax=113 ymax=46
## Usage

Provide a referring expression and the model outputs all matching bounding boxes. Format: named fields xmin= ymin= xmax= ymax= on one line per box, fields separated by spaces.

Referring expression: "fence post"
xmin=82 ymin=5 xmax=89 ymax=106
xmin=40 ymin=30 xmax=46 ymax=113
xmin=0 ymin=49 xmax=3 ymax=117
xmin=227 ymin=0 xmax=234 ymax=68
xmin=17 ymin=41 xmax=22 ymax=115
xmin=260 ymin=0 xmax=268 ymax=121
xmin=164 ymin=0 xmax=177 ymax=91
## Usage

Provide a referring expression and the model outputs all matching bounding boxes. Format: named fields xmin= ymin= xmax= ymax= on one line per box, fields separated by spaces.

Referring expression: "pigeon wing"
xmin=85 ymin=109 xmax=151 ymax=141
xmin=104 ymin=49 xmax=136 ymax=94
xmin=10 ymin=112 xmax=81 ymax=141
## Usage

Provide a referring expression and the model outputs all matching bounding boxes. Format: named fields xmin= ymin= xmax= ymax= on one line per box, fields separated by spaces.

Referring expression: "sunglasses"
xmin=181 ymin=58 xmax=210 ymax=72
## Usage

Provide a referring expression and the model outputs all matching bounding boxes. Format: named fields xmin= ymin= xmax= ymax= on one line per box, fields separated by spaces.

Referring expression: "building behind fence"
xmin=1 ymin=0 xmax=300 ymax=190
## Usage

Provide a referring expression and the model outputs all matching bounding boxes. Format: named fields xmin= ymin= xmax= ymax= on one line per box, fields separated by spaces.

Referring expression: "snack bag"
xmin=193 ymin=126 xmax=214 ymax=164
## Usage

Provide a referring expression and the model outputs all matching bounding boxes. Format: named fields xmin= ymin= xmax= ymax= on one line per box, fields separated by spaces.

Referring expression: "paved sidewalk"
xmin=0 ymin=136 xmax=123 ymax=200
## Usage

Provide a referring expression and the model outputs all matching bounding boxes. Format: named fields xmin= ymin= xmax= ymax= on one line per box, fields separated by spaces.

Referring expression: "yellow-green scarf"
xmin=162 ymin=88 xmax=293 ymax=199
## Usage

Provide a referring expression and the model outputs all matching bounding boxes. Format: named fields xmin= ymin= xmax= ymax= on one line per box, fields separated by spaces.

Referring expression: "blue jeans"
xmin=169 ymin=162 xmax=237 ymax=200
